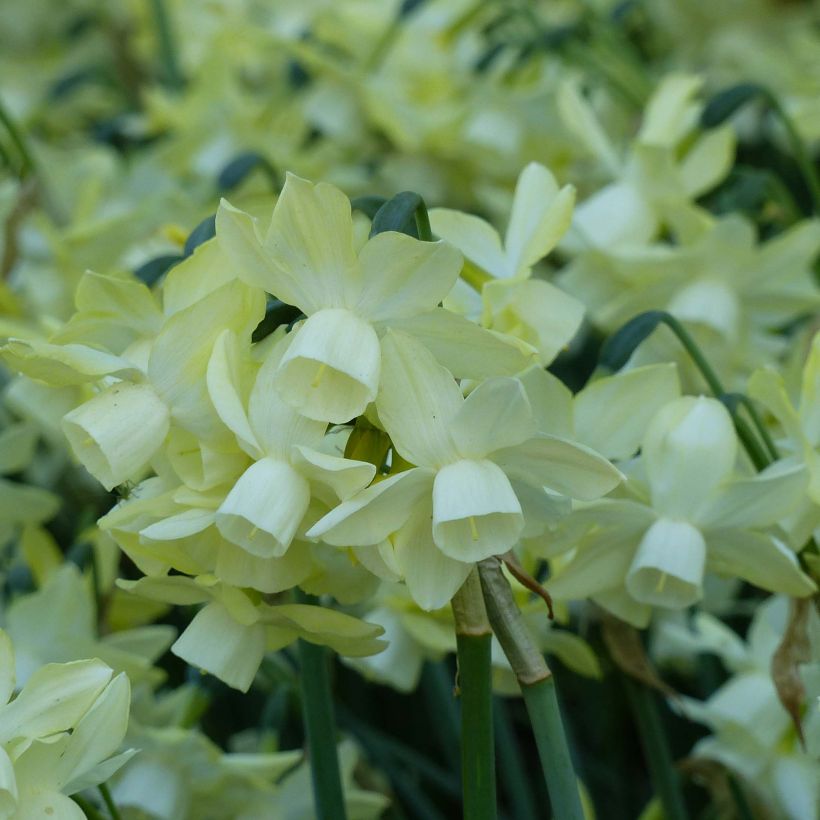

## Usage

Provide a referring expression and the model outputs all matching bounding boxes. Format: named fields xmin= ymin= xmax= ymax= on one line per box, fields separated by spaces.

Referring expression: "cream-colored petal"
xmin=643 ymin=396 xmax=736 ymax=520
xmin=263 ymin=173 xmax=359 ymax=309
xmin=291 ymin=445 xmax=375 ymax=501
xmin=450 ymin=377 xmax=535 ymax=458
xmin=482 ymin=278 xmax=585 ymax=365
xmin=275 ymin=309 xmax=381 ymax=423
xmin=705 ymin=530 xmax=816 ymax=597
xmin=504 ymin=163 xmax=575 ymax=277
xmin=492 ymin=434 xmax=622 ymax=500
xmin=429 ymin=208 xmax=506 ymax=277
xmin=432 ymin=459 xmax=523 ymax=562
xmin=307 ymin=467 xmax=434 ymax=547
xmin=355 ymin=233 xmax=462 ymax=321
xmin=393 ymin=499 xmax=473 ymax=611
xmin=216 ymin=198 xmax=317 ymax=313
xmin=376 ymin=330 xmax=461 ymax=468
xmin=390 ymin=308 xmax=537 ymax=379
xmin=698 ymin=463 xmax=807 ymax=529
xmin=626 ymin=518 xmax=706 ymax=609
xmin=216 ymin=458 xmax=311 ymax=557
xmin=574 ymin=363 xmax=681 ymax=460
xmin=172 ymin=602 xmax=267 ymax=692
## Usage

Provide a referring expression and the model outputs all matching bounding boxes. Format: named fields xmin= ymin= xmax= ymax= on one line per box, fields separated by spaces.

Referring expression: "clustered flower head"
xmin=1 ymin=0 xmax=820 ymax=816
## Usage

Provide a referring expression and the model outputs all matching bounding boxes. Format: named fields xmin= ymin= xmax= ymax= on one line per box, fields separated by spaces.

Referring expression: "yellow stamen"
xmin=249 ymin=526 xmax=258 ymax=540
xmin=83 ymin=436 xmax=94 ymax=446
xmin=469 ymin=516 xmax=479 ymax=542
xmin=311 ymin=362 xmax=327 ymax=388
xmin=655 ymin=572 xmax=667 ymax=593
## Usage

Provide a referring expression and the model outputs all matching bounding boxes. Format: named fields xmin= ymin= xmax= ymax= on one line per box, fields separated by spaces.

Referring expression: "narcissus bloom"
xmin=308 ymin=331 xmax=621 ymax=610
xmin=217 ymin=172 xmax=534 ymax=423
xmin=431 ymin=162 xmax=584 ymax=364
xmin=547 ymin=396 xmax=815 ymax=626
xmin=0 ymin=629 xmax=133 ymax=819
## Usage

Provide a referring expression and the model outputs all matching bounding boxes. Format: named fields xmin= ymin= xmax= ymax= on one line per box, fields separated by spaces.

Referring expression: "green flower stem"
xmin=521 ymin=678 xmax=583 ymax=820
xmin=452 ymin=570 xmax=497 ymax=820
xmin=764 ymin=91 xmax=820 ymax=214
xmin=477 ymin=559 xmax=584 ymax=820
xmin=296 ymin=595 xmax=347 ymax=820
xmin=494 ymin=697 xmax=539 ymax=820
xmin=727 ymin=773 xmax=756 ymax=820
xmin=72 ymin=795 xmax=105 ymax=820
xmin=98 ymin=784 xmax=122 ymax=820
xmin=0 ymin=95 xmax=35 ymax=178
xmin=623 ymin=678 xmax=687 ymax=820
xmin=659 ymin=314 xmax=773 ymax=470
xmin=148 ymin=0 xmax=184 ymax=89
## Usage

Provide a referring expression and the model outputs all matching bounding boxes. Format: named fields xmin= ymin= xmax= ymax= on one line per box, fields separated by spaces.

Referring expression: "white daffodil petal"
xmin=307 ymin=467 xmax=434 ymax=547
xmin=450 ymin=377 xmax=535 ymax=458
xmin=206 ymin=329 xmax=260 ymax=455
xmin=492 ymin=434 xmax=622 ymax=500
xmin=291 ymin=446 xmax=375 ymax=501
xmin=482 ymin=278 xmax=585 ymax=365
xmin=505 ymin=163 xmax=574 ymax=276
xmin=432 ymin=459 xmax=523 ymax=561
xmin=376 ymin=330 xmax=461 ymax=468
xmin=391 ymin=308 xmax=537 ymax=379
xmin=705 ymin=530 xmax=816 ymax=597
xmin=148 ymin=279 xmax=265 ymax=438
xmin=249 ymin=338 xmax=327 ymax=454
xmin=518 ymin=364 xmax=574 ymax=437
xmin=62 ymin=382 xmax=170 ymax=491
xmin=13 ymin=792 xmax=85 ymax=820
xmin=139 ymin=508 xmax=215 ymax=541
xmin=356 ymin=233 xmax=462 ymax=320
xmin=625 ymin=518 xmax=706 ymax=609
xmin=0 ymin=339 xmax=138 ymax=387
xmin=698 ymin=464 xmax=807 ymax=529
xmin=643 ymin=396 xmax=737 ymax=520
xmin=172 ymin=602 xmax=267 ymax=693
xmin=53 ymin=673 xmax=130 ymax=791
xmin=275 ymin=309 xmax=381 ymax=423
xmin=0 ymin=746 xmax=16 ymax=816
xmin=216 ymin=198 xmax=316 ymax=312
xmin=216 ymin=458 xmax=310 ymax=557
xmin=546 ymin=528 xmax=639 ymax=600
xmin=429 ymin=208 xmax=506 ymax=276
xmin=574 ymin=364 xmax=680 ymax=460
xmin=264 ymin=173 xmax=359 ymax=309
xmin=0 ymin=660 xmax=111 ymax=744
xmin=394 ymin=499 xmax=473 ymax=611
xmin=216 ymin=539 xmax=314 ymax=594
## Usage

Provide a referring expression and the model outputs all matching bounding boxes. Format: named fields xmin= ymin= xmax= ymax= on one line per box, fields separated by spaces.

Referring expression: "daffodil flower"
xmin=206 ymin=328 xmax=375 ymax=558
xmin=119 ymin=574 xmax=385 ymax=692
xmin=547 ymin=396 xmax=815 ymax=627
xmin=431 ymin=162 xmax=584 ymax=364
xmin=217 ymin=172 xmax=534 ymax=423
xmin=308 ymin=330 xmax=621 ymax=609
xmin=0 ymin=629 xmax=134 ymax=819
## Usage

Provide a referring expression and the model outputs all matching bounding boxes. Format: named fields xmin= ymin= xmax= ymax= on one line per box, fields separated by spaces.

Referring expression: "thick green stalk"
xmin=494 ymin=697 xmax=538 ymax=820
xmin=296 ymin=591 xmax=347 ymax=820
xmin=452 ymin=570 xmax=497 ymax=820
xmin=98 ymin=784 xmax=122 ymax=820
xmin=623 ymin=678 xmax=687 ymax=820
xmin=521 ymin=678 xmax=583 ymax=820
xmin=477 ymin=559 xmax=583 ymax=820
xmin=72 ymin=795 xmax=105 ymax=820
